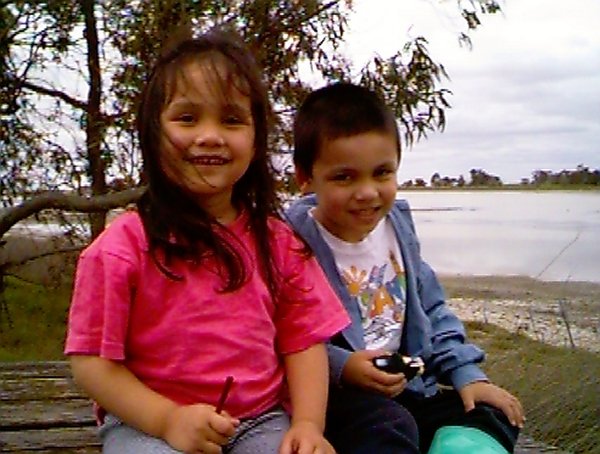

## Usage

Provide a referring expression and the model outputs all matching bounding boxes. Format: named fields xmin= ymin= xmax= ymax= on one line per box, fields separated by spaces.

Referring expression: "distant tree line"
xmin=527 ymin=165 xmax=600 ymax=186
xmin=399 ymin=164 xmax=600 ymax=188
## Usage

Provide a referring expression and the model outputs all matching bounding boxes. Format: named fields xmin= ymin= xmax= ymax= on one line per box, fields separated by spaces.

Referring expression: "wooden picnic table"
xmin=0 ymin=361 xmax=99 ymax=453
xmin=0 ymin=361 xmax=566 ymax=453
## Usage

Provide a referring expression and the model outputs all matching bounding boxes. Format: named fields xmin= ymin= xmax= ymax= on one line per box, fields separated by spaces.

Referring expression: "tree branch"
xmin=20 ymin=80 xmax=88 ymax=111
xmin=291 ymin=0 xmax=342 ymax=29
xmin=3 ymin=244 xmax=84 ymax=268
xmin=0 ymin=186 xmax=146 ymax=237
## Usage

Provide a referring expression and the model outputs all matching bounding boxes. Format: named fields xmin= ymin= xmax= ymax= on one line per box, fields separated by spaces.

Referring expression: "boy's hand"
xmin=279 ymin=420 xmax=336 ymax=454
xmin=342 ymin=350 xmax=407 ymax=397
xmin=458 ymin=381 xmax=525 ymax=429
xmin=162 ymin=403 xmax=239 ymax=453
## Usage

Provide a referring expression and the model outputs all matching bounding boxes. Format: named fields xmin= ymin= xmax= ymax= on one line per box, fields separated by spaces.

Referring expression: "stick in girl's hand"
xmin=216 ymin=376 xmax=234 ymax=414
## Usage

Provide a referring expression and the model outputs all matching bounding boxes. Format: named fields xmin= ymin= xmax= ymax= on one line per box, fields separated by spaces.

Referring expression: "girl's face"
xmin=159 ymin=60 xmax=255 ymax=223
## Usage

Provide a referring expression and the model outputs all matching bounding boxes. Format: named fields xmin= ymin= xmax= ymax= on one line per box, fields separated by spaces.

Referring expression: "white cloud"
xmin=347 ymin=0 xmax=600 ymax=183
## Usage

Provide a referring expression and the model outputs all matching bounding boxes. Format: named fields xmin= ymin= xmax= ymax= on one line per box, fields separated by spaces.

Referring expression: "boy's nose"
xmin=353 ymin=183 xmax=378 ymax=201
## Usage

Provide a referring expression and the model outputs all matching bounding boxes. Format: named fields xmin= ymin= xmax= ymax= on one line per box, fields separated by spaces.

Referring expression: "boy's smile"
xmin=301 ymin=132 xmax=399 ymax=243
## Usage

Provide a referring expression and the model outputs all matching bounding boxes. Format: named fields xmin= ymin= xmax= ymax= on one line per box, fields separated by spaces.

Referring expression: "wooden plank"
xmin=515 ymin=435 xmax=568 ymax=453
xmin=1 ymin=449 xmax=99 ymax=454
xmin=0 ymin=430 xmax=565 ymax=454
xmin=0 ymin=377 xmax=85 ymax=402
xmin=0 ymin=426 xmax=101 ymax=453
xmin=0 ymin=399 xmax=95 ymax=430
xmin=0 ymin=362 xmax=99 ymax=452
xmin=0 ymin=362 xmax=71 ymax=379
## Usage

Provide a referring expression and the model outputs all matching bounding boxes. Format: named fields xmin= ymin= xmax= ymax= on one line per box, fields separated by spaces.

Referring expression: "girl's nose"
xmin=194 ymin=129 xmax=225 ymax=147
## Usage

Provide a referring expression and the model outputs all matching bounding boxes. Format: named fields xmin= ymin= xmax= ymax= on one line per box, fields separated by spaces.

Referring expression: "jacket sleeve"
xmin=327 ymin=344 xmax=352 ymax=385
xmin=417 ymin=259 xmax=488 ymax=390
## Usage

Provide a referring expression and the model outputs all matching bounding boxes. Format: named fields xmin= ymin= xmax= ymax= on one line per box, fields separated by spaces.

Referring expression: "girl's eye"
xmin=222 ymin=103 xmax=252 ymax=126
xmin=177 ymin=113 xmax=195 ymax=123
xmin=223 ymin=115 xmax=243 ymax=125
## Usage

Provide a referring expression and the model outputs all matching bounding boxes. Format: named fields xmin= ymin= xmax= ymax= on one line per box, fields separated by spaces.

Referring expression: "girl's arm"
xmin=280 ymin=343 xmax=335 ymax=454
xmin=70 ymin=355 xmax=177 ymax=436
xmin=70 ymin=355 xmax=237 ymax=452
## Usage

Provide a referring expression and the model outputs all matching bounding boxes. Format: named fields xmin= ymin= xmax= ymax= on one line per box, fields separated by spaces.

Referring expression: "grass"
xmin=466 ymin=321 xmax=600 ymax=453
xmin=0 ymin=276 xmax=71 ymax=361
xmin=1 ymin=279 xmax=598 ymax=452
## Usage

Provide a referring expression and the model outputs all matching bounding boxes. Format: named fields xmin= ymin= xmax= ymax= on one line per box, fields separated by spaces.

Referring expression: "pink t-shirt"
xmin=65 ymin=211 xmax=349 ymax=419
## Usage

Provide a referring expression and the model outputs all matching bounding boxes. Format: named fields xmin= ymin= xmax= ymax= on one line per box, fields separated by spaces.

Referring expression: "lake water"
xmin=7 ymin=190 xmax=600 ymax=283
xmin=400 ymin=190 xmax=600 ymax=283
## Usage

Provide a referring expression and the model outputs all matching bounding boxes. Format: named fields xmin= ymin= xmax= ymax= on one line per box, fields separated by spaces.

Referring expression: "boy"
xmin=285 ymin=82 xmax=524 ymax=454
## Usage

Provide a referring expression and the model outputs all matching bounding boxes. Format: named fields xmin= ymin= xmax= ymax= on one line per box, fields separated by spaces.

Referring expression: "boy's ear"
xmin=294 ymin=167 xmax=312 ymax=194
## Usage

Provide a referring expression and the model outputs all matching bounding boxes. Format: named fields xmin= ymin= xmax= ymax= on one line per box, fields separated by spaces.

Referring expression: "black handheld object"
xmin=372 ymin=354 xmax=425 ymax=380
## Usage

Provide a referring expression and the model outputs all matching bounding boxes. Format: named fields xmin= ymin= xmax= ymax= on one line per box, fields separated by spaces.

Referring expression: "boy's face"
xmin=299 ymin=132 xmax=399 ymax=243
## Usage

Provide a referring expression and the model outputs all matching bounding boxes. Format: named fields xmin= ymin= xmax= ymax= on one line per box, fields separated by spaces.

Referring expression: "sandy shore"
xmin=439 ymin=275 xmax=600 ymax=352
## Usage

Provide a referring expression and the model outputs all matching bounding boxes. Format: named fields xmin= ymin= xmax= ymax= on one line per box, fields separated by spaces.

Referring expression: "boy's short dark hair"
xmin=293 ymin=82 xmax=401 ymax=177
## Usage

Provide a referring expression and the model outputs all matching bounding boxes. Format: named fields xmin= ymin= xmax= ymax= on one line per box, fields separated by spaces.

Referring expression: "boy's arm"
xmin=459 ymin=381 xmax=525 ymax=428
xmin=417 ymin=260 xmax=488 ymax=390
xmin=70 ymin=355 xmax=237 ymax=451
xmin=327 ymin=343 xmax=352 ymax=385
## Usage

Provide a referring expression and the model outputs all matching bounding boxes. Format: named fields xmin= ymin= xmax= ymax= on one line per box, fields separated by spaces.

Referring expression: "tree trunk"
xmin=82 ymin=0 xmax=107 ymax=239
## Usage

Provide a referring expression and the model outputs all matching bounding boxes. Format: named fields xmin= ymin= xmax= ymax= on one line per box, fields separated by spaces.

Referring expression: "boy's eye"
xmin=375 ymin=168 xmax=395 ymax=178
xmin=331 ymin=173 xmax=352 ymax=183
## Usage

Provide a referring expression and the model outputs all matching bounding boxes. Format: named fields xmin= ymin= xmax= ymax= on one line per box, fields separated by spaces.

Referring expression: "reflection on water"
xmin=399 ymin=190 xmax=600 ymax=283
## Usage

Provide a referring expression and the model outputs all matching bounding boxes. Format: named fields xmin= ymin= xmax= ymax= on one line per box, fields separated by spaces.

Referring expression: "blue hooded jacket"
xmin=285 ymin=194 xmax=487 ymax=397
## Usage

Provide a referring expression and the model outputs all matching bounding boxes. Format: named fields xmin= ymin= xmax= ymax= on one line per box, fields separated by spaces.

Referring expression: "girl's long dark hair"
xmin=136 ymin=28 xmax=281 ymax=294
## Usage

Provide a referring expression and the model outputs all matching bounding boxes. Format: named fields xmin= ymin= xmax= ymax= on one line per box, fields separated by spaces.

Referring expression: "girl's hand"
xmin=458 ymin=381 xmax=525 ymax=429
xmin=341 ymin=350 xmax=407 ymax=397
xmin=279 ymin=420 xmax=336 ymax=454
xmin=162 ymin=403 xmax=239 ymax=453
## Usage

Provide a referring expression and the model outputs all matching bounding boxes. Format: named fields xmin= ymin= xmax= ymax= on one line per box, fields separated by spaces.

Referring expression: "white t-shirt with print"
xmin=313 ymin=213 xmax=407 ymax=352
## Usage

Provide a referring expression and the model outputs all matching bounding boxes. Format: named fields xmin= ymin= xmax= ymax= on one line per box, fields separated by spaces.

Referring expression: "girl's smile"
xmin=185 ymin=153 xmax=232 ymax=166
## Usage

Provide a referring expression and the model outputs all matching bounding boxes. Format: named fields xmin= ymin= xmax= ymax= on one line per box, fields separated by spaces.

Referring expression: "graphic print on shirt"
xmin=341 ymin=250 xmax=406 ymax=350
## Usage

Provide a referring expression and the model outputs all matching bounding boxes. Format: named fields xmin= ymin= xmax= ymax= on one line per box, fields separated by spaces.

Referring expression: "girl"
xmin=65 ymin=29 xmax=349 ymax=454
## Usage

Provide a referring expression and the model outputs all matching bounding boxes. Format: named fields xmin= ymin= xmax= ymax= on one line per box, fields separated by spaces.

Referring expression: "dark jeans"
xmin=325 ymin=385 xmax=420 ymax=454
xmin=326 ymin=385 xmax=519 ymax=454
xmin=396 ymin=388 xmax=519 ymax=453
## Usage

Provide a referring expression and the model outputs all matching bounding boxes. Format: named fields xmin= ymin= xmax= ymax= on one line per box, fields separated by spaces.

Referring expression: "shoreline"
xmin=439 ymin=274 xmax=600 ymax=302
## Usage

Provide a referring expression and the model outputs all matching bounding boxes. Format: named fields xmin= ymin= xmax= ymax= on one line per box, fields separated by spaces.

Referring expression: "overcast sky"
xmin=344 ymin=0 xmax=600 ymax=183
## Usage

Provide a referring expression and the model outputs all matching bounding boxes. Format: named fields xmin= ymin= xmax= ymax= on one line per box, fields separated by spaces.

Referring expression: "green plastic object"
xmin=428 ymin=426 xmax=509 ymax=454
